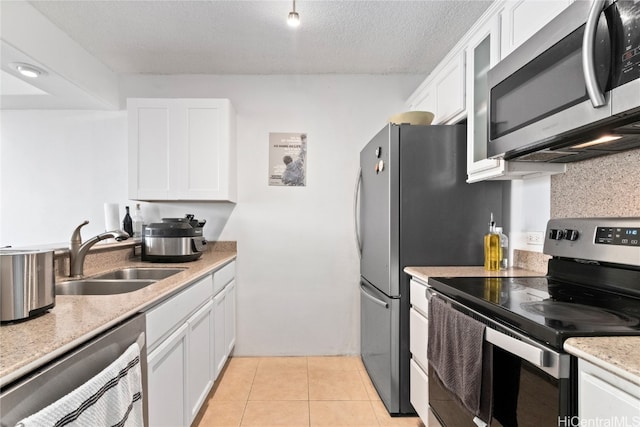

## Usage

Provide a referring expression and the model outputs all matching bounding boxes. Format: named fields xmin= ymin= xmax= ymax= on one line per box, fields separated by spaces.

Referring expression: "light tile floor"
xmin=193 ymin=356 xmax=426 ymax=427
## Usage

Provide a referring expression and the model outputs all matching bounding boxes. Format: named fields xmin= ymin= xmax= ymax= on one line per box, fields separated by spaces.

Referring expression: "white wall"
xmin=1 ymin=74 xmax=421 ymax=356
xmin=509 ymin=176 xmax=551 ymax=254
xmin=1 ymin=110 xmax=129 ymax=246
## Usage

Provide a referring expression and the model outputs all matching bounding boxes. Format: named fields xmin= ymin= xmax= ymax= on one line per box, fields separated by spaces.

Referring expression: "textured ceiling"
xmin=27 ymin=0 xmax=492 ymax=75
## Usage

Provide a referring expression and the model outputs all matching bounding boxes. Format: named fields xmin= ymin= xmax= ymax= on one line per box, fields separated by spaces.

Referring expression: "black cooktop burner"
xmin=426 ymin=276 xmax=640 ymax=349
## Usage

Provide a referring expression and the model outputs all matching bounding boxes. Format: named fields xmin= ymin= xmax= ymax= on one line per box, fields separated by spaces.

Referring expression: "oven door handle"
xmin=485 ymin=328 xmax=548 ymax=368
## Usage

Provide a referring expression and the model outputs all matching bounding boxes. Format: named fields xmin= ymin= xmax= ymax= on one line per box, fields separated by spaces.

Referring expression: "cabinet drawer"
xmin=410 ymin=359 xmax=430 ymax=423
xmin=146 ymin=274 xmax=213 ymax=352
xmin=213 ymin=260 xmax=235 ymax=295
xmin=410 ymin=308 xmax=429 ymax=370
xmin=410 ymin=279 xmax=429 ymax=317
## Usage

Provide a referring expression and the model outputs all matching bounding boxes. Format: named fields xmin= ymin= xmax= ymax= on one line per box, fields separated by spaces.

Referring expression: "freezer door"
xmin=359 ymin=125 xmax=400 ymax=296
xmin=360 ymin=278 xmax=400 ymax=414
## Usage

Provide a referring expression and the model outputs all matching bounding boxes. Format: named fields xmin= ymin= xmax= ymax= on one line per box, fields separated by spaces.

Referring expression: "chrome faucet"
xmin=69 ymin=220 xmax=129 ymax=278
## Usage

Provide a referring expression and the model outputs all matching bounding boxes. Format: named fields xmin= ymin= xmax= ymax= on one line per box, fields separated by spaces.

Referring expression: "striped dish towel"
xmin=16 ymin=342 xmax=143 ymax=427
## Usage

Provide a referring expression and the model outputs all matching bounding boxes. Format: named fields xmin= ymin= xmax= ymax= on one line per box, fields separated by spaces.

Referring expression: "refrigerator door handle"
xmin=354 ymin=167 xmax=363 ymax=257
xmin=360 ymin=283 xmax=389 ymax=308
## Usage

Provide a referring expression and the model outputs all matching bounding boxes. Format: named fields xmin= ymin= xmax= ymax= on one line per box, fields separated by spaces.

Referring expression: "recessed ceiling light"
xmin=12 ymin=63 xmax=46 ymax=79
xmin=287 ymin=0 xmax=300 ymax=27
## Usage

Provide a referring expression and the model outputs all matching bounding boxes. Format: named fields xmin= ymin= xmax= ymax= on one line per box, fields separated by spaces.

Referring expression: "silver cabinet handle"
xmin=360 ymin=284 xmax=388 ymax=308
xmin=353 ymin=167 xmax=363 ymax=257
xmin=485 ymin=328 xmax=548 ymax=368
xmin=582 ymin=0 xmax=607 ymax=107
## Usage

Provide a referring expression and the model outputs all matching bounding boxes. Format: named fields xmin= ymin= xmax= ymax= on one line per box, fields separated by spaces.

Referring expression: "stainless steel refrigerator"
xmin=357 ymin=123 xmax=505 ymax=415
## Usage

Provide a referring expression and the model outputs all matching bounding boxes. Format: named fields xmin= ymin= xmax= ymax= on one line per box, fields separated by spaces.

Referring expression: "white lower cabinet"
xmin=187 ymin=300 xmax=215 ymax=424
xmin=578 ymin=360 xmax=640 ymax=425
xmin=148 ymin=324 xmax=189 ymax=427
xmin=146 ymin=260 xmax=237 ymax=426
xmin=213 ymin=288 xmax=227 ymax=377
xmin=225 ymin=280 xmax=237 ymax=354
xmin=409 ymin=278 xmax=431 ymax=425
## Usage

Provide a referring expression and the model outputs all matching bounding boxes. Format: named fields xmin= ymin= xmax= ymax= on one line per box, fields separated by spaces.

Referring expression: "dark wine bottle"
xmin=123 ymin=206 xmax=134 ymax=237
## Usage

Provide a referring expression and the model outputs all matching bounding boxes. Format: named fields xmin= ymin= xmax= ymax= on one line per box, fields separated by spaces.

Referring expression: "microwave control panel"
xmin=617 ymin=0 xmax=640 ymax=85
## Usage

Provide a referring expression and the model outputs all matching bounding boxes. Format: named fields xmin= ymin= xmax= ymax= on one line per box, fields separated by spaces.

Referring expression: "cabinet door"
xmin=187 ymin=300 xmax=215 ymax=425
xmin=128 ymin=98 xmax=236 ymax=202
xmin=128 ymin=99 xmax=173 ymax=200
xmin=172 ymin=99 xmax=236 ymax=201
xmin=579 ymin=360 xmax=640 ymax=425
xmin=224 ymin=281 xmax=236 ymax=355
xmin=410 ymin=359 xmax=430 ymax=424
xmin=213 ymin=289 xmax=227 ymax=378
xmin=465 ymin=16 xmax=506 ymax=182
xmin=410 ymin=86 xmax=436 ymax=116
xmin=409 ymin=308 xmax=429 ymax=371
xmin=433 ymin=52 xmax=466 ymax=124
xmin=500 ymin=0 xmax=571 ymax=60
xmin=148 ymin=323 xmax=189 ymax=427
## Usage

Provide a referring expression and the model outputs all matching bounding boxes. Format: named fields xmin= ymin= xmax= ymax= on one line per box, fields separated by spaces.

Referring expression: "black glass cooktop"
xmin=427 ymin=276 xmax=640 ymax=349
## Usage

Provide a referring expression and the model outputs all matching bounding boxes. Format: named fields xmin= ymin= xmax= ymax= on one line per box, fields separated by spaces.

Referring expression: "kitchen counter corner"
xmin=564 ymin=337 xmax=640 ymax=387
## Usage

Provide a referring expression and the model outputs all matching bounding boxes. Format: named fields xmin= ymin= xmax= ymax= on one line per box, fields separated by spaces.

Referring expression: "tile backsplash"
xmin=551 ymin=149 xmax=640 ymax=218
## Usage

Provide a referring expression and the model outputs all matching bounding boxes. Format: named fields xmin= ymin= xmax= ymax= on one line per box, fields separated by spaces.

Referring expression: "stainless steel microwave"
xmin=488 ymin=0 xmax=640 ymax=163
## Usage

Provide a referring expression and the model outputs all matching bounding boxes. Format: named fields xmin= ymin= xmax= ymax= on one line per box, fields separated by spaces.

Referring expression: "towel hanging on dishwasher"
xmin=16 ymin=341 xmax=143 ymax=427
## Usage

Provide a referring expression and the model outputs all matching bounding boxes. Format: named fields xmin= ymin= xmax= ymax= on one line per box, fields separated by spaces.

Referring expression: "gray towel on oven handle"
xmin=427 ymin=295 xmax=491 ymax=424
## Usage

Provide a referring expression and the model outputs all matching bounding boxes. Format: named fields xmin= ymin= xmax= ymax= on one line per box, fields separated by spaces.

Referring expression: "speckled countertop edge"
xmin=0 ymin=249 xmax=236 ymax=388
xmin=564 ymin=337 xmax=640 ymax=386
xmin=404 ymin=265 xmax=544 ymax=282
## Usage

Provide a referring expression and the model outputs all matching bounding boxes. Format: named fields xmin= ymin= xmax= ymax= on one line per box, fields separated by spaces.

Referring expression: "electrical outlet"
xmin=526 ymin=231 xmax=545 ymax=245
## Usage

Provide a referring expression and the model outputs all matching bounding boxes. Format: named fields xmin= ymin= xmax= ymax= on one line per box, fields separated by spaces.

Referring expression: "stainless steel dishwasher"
xmin=0 ymin=313 xmax=148 ymax=427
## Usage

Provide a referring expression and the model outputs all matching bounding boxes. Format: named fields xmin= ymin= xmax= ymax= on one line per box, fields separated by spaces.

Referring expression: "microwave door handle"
xmin=582 ymin=0 xmax=607 ymax=107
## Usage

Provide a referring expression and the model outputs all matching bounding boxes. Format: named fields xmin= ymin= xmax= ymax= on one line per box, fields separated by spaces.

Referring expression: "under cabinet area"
xmin=128 ymin=98 xmax=237 ymax=202
xmin=578 ymin=360 xmax=640 ymax=425
xmin=146 ymin=260 xmax=237 ymax=427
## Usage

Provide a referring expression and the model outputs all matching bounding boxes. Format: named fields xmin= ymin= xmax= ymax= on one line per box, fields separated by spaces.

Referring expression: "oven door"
xmin=488 ymin=0 xmax=614 ymax=160
xmin=428 ymin=294 xmax=575 ymax=427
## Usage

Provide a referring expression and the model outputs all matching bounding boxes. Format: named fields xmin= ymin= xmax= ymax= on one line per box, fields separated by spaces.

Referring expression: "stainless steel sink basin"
xmin=92 ymin=267 xmax=185 ymax=281
xmin=56 ymin=279 xmax=157 ymax=296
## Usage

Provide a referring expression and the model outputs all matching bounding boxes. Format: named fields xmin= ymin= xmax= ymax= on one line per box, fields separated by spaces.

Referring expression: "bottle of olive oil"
xmin=484 ymin=213 xmax=500 ymax=271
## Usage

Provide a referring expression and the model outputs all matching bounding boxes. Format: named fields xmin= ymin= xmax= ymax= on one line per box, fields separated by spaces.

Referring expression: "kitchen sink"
xmin=92 ymin=267 xmax=185 ymax=281
xmin=56 ymin=279 xmax=157 ymax=295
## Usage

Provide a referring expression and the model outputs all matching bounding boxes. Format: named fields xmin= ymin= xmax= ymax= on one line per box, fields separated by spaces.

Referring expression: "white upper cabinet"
xmin=500 ymin=0 xmax=572 ymax=60
xmin=466 ymin=15 xmax=505 ymax=182
xmin=406 ymin=0 xmax=570 ymax=182
xmin=407 ymin=51 xmax=466 ymax=125
xmin=128 ymin=98 xmax=237 ymax=202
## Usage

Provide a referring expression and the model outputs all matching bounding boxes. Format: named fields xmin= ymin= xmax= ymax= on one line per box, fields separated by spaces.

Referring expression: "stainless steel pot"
xmin=0 ymin=249 xmax=55 ymax=322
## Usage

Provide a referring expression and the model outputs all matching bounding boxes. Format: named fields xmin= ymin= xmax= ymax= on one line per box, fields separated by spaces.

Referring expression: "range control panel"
xmin=595 ymin=227 xmax=640 ymax=246
xmin=544 ymin=217 xmax=640 ymax=267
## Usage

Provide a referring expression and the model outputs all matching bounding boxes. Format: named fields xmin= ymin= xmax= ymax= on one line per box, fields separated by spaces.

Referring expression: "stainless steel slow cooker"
xmin=0 ymin=249 xmax=55 ymax=322
xmin=142 ymin=216 xmax=207 ymax=262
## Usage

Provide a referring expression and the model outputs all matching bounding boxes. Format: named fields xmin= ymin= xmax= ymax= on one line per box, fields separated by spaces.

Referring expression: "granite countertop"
xmin=564 ymin=337 xmax=640 ymax=386
xmin=0 ymin=249 xmax=236 ymax=388
xmin=404 ymin=265 xmax=543 ymax=282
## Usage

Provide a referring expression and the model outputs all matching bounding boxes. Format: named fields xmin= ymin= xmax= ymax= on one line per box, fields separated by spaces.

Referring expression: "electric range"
xmin=426 ymin=217 xmax=640 ymax=427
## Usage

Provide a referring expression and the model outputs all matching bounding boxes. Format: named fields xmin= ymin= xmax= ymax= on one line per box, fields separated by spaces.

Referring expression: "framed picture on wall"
xmin=268 ymin=132 xmax=307 ymax=186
